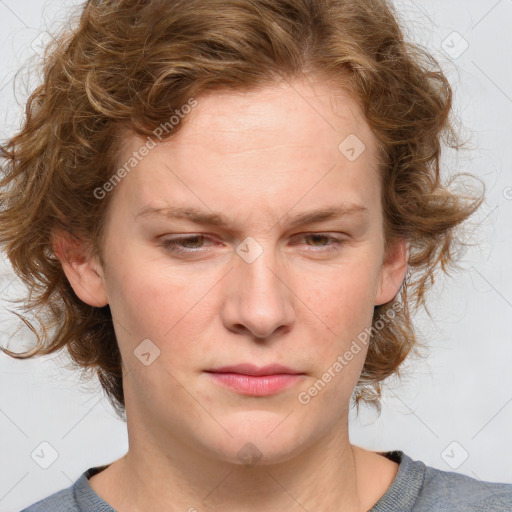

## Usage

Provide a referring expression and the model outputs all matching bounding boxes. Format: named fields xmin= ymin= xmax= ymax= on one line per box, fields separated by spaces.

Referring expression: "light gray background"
xmin=0 ymin=1 xmax=511 ymax=511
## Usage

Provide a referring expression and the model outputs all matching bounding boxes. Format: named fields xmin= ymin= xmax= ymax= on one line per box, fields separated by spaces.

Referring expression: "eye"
xmin=159 ymin=233 xmax=347 ymax=258
xmin=160 ymin=235 xmax=214 ymax=255
xmin=297 ymin=233 xmax=346 ymax=251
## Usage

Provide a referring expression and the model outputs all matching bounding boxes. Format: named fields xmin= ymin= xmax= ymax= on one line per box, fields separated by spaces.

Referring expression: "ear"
xmin=375 ymin=238 xmax=408 ymax=306
xmin=52 ymin=229 xmax=109 ymax=307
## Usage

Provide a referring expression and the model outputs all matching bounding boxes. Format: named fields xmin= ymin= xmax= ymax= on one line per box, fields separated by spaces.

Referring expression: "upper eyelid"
xmin=161 ymin=232 xmax=347 ymax=246
xmin=142 ymin=213 xmax=367 ymax=239
xmin=162 ymin=232 xmax=347 ymax=239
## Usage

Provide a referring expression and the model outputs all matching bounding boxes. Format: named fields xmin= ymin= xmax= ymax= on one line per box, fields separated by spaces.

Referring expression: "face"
xmin=62 ymin=77 xmax=406 ymax=466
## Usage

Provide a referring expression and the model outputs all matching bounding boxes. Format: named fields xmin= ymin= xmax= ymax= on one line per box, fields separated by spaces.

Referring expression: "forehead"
xmin=163 ymin=79 xmax=373 ymax=158
xmin=120 ymin=77 xmax=377 ymax=160
xmin=112 ymin=78 xmax=381 ymax=224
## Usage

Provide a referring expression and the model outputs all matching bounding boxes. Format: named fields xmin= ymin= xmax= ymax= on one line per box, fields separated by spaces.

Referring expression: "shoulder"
xmin=371 ymin=451 xmax=512 ymax=512
xmin=20 ymin=467 xmax=114 ymax=512
xmin=389 ymin=451 xmax=512 ymax=512
xmin=416 ymin=460 xmax=512 ymax=512
xmin=20 ymin=483 xmax=79 ymax=512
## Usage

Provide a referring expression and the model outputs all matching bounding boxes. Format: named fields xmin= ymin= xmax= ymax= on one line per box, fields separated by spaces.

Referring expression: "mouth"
xmin=205 ymin=364 xmax=305 ymax=396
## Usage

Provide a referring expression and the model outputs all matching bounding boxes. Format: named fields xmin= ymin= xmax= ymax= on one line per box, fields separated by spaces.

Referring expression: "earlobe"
xmin=375 ymin=238 xmax=409 ymax=306
xmin=52 ymin=229 xmax=109 ymax=308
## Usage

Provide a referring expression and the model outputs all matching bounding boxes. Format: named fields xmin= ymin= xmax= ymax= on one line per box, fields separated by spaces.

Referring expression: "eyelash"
xmin=160 ymin=233 xmax=346 ymax=256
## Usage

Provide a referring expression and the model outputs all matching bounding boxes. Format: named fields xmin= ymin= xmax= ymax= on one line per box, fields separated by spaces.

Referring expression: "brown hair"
xmin=0 ymin=0 xmax=482 ymax=419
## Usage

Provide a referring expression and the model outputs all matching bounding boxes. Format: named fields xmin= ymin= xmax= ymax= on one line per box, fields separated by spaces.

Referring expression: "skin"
xmin=55 ymin=77 xmax=408 ymax=512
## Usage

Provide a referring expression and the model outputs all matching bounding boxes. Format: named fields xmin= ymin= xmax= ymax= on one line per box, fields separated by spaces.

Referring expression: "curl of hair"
xmin=0 ymin=0 xmax=482 ymax=418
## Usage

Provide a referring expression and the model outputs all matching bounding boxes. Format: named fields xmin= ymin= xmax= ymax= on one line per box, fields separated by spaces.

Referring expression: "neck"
xmin=89 ymin=416 xmax=396 ymax=512
xmin=89 ymin=376 xmax=397 ymax=512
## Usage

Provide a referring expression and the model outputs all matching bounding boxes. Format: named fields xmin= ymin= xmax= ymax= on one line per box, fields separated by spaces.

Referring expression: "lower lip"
xmin=207 ymin=372 xmax=304 ymax=396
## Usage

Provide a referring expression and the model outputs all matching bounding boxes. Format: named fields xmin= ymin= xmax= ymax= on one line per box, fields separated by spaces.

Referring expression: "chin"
xmin=198 ymin=411 xmax=317 ymax=467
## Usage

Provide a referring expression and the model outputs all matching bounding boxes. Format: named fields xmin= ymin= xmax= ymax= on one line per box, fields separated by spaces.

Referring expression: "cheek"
xmin=296 ymin=261 xmax=379 ymax=385
xmin=298 ymin=258 xmax=380 ymax=330
xmin=102 ymin=244 xmax=197 ymax=343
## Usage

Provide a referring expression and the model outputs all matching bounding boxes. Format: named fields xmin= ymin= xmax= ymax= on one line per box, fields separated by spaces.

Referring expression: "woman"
xmin=1 ymin=0 xmax=511 ymax=510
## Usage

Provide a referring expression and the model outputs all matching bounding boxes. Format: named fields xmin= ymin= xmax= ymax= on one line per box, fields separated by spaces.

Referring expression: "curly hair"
xmin=0 ymin=0 xmax=482 ymax=419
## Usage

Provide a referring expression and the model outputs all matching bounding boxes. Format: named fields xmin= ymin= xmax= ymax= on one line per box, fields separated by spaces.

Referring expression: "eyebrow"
xmin=135 ymin=203 xmax=369 ymax=229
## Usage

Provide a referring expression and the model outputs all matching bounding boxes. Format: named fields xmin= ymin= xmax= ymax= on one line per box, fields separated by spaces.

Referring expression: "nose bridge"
xmin=225 ymin=235 xmax=295 ymax=338
xmin=240 ymin=239 xmax=280 ymax=300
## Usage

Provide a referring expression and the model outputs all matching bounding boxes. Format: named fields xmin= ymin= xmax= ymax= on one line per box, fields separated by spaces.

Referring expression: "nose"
xmin=220 ymin=241 xmax=296 ymax=340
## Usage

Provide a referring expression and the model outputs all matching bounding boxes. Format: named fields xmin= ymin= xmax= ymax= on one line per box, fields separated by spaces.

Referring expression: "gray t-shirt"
xmin=21 ymin=450 xmax=512 ymax=511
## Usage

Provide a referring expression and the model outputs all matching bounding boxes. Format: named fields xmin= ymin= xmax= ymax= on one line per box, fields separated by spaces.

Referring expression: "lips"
xmin=205 ymin=364 xmax=305 ymax=396
xmin=206 ymin=363 xmax=303 ymax=376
